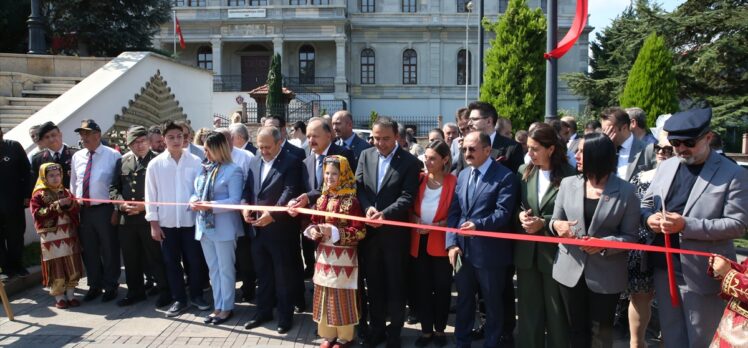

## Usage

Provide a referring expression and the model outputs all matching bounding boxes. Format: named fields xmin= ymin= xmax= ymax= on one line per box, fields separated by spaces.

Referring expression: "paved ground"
xmin=0 ymin=273 xmax=664 ymax=348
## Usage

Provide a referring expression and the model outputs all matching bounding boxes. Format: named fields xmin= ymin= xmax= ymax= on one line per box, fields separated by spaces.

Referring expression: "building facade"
xmin=155 ymin=0 xmax=590 ymax=133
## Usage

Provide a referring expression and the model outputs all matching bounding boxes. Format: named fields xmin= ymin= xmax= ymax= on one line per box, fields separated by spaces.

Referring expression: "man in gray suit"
xmin=600 ymin=107 xmax=655 ymax=182
xmin=641 ymin=108 xmax=748 ymax=348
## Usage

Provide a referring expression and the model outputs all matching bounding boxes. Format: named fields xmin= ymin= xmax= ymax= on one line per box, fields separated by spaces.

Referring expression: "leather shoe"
xmin=83 ymin=288 xmax=102 ymax=302
xmin=295 ymin=304 xmax=306 ymax=314
xmin=203 ymin=315 xmax=216 ymax=324
xmin=212 ymin=311 xmax=233 ymax=325
xmin=244 ymin=316 xmax=272 ymax=330
xmin=276 ymin=324 xmax=292 ymax=334
xmin=102 ymin=289 xmax=118 ymax=302
xmin=116 ymin=294 xmax=146 ymax=307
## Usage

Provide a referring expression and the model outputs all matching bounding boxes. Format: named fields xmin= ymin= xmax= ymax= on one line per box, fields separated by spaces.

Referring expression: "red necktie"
xmin=82 ymin=150 xmax=94 ymax=206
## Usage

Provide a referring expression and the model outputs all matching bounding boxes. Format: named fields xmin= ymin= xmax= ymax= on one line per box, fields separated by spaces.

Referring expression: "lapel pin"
xmin=604 ymin=195 xmax=610 ymax=202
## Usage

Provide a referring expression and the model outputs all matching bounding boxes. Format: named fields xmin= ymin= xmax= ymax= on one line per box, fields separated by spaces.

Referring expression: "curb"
xmin=3 ymin=265 xmax=42 ymax=298
xmin=737 ymin=247 xmax=748 ymax=257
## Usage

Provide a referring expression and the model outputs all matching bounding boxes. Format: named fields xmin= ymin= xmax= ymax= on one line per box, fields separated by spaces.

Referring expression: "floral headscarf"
xmin=33 ymin=163 xmax=64 ymax=196
xmin=320 ymin=155 xmax=356 ymax=197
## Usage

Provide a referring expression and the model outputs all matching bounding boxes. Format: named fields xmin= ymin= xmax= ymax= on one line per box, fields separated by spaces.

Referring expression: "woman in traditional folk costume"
xmin=302 ymin=155 xmax=366 ymax=348
xmin=708 ymin=255 xmax=748 ymax=347
xmin=30 ymin=162 xmax=84 ymax=309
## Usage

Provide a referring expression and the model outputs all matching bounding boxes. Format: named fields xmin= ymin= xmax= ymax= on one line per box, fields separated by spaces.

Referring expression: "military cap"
xmin=664 ymin=108 xmax=711 ymax=140
xmin=37 ymin=121 xmax=59 ymax=139
xmin=126 ymin=126 xmax=148 ymax=145
xmin=74 ymin=119 xmax=102 ymax=133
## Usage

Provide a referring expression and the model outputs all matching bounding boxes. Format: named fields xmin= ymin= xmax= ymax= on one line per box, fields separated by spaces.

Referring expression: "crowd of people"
xmin=0 ymin=103 xmax=747 ymax=348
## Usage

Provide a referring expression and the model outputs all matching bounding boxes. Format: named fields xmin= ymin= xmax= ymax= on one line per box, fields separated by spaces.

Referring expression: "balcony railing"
xmin=213 ymin=75 xmax=243 ymax=92
xmin=213 ymin=75 xmax=335 ymax=93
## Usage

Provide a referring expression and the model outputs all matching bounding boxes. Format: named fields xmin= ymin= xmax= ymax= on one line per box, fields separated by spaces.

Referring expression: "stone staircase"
xmin=0 ymin=76 xmax=81 ymax=129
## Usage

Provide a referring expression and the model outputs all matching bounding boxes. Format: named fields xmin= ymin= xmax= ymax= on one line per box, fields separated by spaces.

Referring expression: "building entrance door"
xmin=241 ymin=56 xmax=271 ymax=91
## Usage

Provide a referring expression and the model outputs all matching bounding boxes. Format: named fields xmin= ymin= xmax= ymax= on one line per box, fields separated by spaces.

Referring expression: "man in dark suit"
xmin=289 ymin=117 xmax=355 ymax=275
xmin=447 ymin=131 xmax=519 ymax=348
xmin=230 ymin=123 xmax=257 ymax=155
xmin=0 ymin=127 xmax=31 ymax=279
xmin=600 ymin=107 xmax=655 ymax=182
xmin=355 ymin=116 xmax=420 ymax=348
xmin=242 ymin=126 xmax=303 ymax=334
xmin=332 ymin=110 xmax=371 ymax=171
xmin=31 ymin=121 xmax=78 ymax=189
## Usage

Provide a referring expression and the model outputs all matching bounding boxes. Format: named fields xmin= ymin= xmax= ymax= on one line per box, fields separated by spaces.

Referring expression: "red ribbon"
xmin=664 ymin=233 xmax=680 ymax=307
xmin=544 ymin=0 xmax=588 ymax=59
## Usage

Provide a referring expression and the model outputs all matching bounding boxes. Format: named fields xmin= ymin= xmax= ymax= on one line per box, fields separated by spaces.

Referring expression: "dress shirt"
xmin=376 ymin=143 xmax=399 ymax=193
xmin=314 ymin=144 xmax=331 ymax=186
xmin=340 ymin=134 xmax=356 ymax=149
xmin=303 ymin=224 xmax=340 ymax=244
xmin=70 ymin=143 xmax=121 ymax=205
xmin=616 ymin=134 xmax=634 ymax=179
xmin=144 ymin=150 xmax=202 ymax=228
xmin=288 ymin=138 xmax=308 ymax=149
xmin=469 ymin=157 xmax=494 ymax=188
xmin=566 ymin=133 xmax=577 ymax=149
xmin=538 ymin=169 xmax=552 ymax=203
xmin=489 ymin=131 xmax=497 ymax=146
xmin=231 ymin=147 xmax=254 ymax=182
xmin=260 ymin=152 xmax=280 ymax=184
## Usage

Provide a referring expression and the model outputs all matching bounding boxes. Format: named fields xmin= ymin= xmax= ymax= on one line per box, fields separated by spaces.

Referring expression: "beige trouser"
xmin=318 ymin=308 xmax=355 ymax=342
xmin=49 ymin=278 xmax=78 ymax=296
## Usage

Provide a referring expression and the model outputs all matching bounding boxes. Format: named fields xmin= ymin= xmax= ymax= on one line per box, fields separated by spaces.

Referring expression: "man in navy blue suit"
xmin=242 ymin=126 xmax=302 ymax=334
xmin=446 ymin=131 xmax=519 ymax=348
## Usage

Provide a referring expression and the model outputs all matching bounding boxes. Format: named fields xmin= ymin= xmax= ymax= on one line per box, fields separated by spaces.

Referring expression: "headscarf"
xmin=320 ymin=155 xmax=356 ymax=197
xmin=195 ymin=161 xmax=221 ymax=233
xmin=33 ymin=163 xmax=64 ymax=196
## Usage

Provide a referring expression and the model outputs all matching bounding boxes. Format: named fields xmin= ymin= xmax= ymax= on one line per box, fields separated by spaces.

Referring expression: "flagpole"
xmin=173 ymin=9 xmax=177 ymax=55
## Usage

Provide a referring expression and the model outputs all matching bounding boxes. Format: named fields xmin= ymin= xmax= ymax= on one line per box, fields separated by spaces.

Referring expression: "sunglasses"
xmin=653 ymin=144 xmax=673 ymax=154
xmin=669 ymin=133 xmax=706 ymax=148
xmin=462 ymin=146 xmax=483 ymax=153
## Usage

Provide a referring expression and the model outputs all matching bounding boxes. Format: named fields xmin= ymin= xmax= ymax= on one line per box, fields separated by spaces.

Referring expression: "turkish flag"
xmin=175 ymin=15 xmax=186 ymax=49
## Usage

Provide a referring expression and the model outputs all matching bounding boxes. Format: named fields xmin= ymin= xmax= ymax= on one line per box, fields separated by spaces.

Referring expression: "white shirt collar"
xmin=621 ymin=133 xmax=634 ymax=151
xmin=471 ymin=156 xmax=493 ymax=175
xmin=488 ymin=131 xmax=497 ymax=146
xmin=377 ymin=143 xmax=399 ymax=160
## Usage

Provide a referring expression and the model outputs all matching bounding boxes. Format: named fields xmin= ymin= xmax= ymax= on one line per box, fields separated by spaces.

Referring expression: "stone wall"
xmin=0 ymin=53 xmax=110 ymax=78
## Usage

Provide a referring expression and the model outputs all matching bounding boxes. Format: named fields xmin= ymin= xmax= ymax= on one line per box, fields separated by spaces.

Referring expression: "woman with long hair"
xmin=410 ymin=140 xmax=456 ymax=347
xmin=190 ymin=132 xmax=244 ymax=325
xmin=515 ymin=123 xmax=575 ymax=348
xmin=550 ymin=133 xmax=640 ymax=347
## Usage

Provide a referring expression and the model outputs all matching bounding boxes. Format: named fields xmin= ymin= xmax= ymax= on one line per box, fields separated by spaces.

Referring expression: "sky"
xmin=588 ymin=0 xmax=685 ymax=42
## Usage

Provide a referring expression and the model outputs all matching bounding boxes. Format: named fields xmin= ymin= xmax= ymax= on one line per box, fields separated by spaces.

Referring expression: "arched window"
xmin=402 ymin=49 xmax=417 ymax=85
xmin=457 ymin=0 xmax=470 ymax=13
xmin=197 ymin=46 xmax=213 ymax=70
xmin=457 ymin=49 xmax=471 ymax=85
xmin=361 ymin=49 xmax=375 ymax=85
xmin=361 ymin=0 xmax=375 ymax=12
xmin=402 ymin=0 xmax=416 ymax=12
xmin=299 ymin=45 xmax=316 ymax=84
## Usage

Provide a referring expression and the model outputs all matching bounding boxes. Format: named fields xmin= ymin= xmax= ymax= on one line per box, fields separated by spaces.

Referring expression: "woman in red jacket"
xmin=410 ymin=140 xmax=456 ymax=347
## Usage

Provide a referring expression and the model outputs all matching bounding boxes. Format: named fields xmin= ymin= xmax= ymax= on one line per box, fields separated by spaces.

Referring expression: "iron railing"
xmin=213 ymin=75 xmax=243 ymax=92
xmin=352 ymin=115 xmax=439 ymax=136
xmin=283 ymin=76 xmax=335 ymax=93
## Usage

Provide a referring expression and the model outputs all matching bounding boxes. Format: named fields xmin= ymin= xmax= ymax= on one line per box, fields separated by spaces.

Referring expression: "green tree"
xmin=265 ymin=53 xmax=284 ymax=121
xmin=0 ymin=1 xmax=31 ymax=53
xmin=620 ymin=33 xmax=679 ymax=127
xmin=480 ymin=0 xmax=546 ymax=131
xmin=42 ymin=0 xmax=171 ymax=56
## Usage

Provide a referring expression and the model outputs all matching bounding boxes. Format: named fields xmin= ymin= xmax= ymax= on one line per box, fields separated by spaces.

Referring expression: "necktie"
xmin=315 ymin=154 xmax=324 ymax=188
xmin=616 ymin=145 xmax=623 ymax=156
xmin=82 ymin=150 xmax=94 ymax=206
xmin=467 ymin=168 xmax=480 ymax=208
xmin=53 ymin=152 xmax=60 ymax=163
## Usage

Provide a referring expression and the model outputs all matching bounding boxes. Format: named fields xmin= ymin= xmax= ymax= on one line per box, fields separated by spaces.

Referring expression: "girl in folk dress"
xmin=708 ymin=255 xmax=748 ymax=347
xmin=303 ymin=155 xmax=366 ymax=348
xmin=30 ymin=163 xmax=84 ymax=309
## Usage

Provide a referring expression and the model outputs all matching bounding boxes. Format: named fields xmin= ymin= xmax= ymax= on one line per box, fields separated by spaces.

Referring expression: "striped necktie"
xmin=82 ymin=150 xmax=94 ymax=206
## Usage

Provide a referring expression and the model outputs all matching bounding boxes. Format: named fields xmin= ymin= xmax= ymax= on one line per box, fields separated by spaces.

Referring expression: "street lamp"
xmin=465 ymin=1 xmax=473 ymax=106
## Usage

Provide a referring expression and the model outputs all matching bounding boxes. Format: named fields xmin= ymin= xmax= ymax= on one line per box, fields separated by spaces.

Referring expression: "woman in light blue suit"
xmin=190 ymin=132 xmax=244 ymax=325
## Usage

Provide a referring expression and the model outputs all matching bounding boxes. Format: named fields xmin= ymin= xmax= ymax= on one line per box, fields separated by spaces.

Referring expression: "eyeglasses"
xmin=462 ymin=146 xmax=483 ymax=153
xmin=468 ymin=116 xmax=487 ymax=122
xmin=653 ymin=144 xmax=673 ymax=155
xmin=670 ymin=133 xmax=706 ymax=148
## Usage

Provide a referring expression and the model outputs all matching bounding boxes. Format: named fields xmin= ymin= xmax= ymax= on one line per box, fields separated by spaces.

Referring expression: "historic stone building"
xmin=155 ymin=0 xmax=589 ymax=131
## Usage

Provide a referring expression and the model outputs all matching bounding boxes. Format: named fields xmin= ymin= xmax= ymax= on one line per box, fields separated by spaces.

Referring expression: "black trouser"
xmin=301 ymin=233 xmax=316 ymax=272
xmin=294 ymin=234 xmax=307 ymax=307
xmin=0 ymin=208 xmax=25 ymax=274
xmin=413 ymin=235 xmax=452 ymax=334
xmin=362 ymin=233 xmax=409 ymax=339
xmin=502 ymin=265 xmax=516 ymax=336
xmin=119 ymin=223 xmax=168 ymax=297
xmin=79 ymin=204 xmax=120 ymax=290
xmin=236 ymin=233 xmax=255 ymax=297
xmin=558 ymin=276 xmax=619 ymax=348
xmin=161 ymin=226 xmax=205 ymax=303
xmin=251 ymin=235 xmax=299 ymax=327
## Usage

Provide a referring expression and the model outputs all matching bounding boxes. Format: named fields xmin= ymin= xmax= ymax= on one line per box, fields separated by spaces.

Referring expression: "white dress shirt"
xmin=70 ymin=143 xmax=121 ymax=205
xmin=538 ymin=169 xmax=552 ymax=203
xmin=260 ymin=154 xmax=278 ymax=185
xmin=231 ymin=147 xmax=255 ymax=183
xmin=145 ymin=150 xmax=202 ymax=228
xmin=616 ymin=134 xmax=634 ymax=179
xmin=376 ymin=143 xmax=398 ymax=193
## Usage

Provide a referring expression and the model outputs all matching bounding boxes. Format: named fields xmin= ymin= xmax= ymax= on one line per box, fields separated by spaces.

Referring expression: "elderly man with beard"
xmin=641 ymin=108 xmax=748 ymax=348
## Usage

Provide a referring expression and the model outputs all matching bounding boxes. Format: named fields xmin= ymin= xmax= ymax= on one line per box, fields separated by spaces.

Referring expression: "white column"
xmin=211 ymin=38 xmax=222 ymax=76
xmin=272 ymin=37 xmax=285 ymax=76
xmin=334 ymin=38 xmax=347 ymax=96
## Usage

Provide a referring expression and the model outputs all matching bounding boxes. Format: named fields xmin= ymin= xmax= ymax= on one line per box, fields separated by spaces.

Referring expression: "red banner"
xmin=544 ymin=0 xmax=588 ymax=59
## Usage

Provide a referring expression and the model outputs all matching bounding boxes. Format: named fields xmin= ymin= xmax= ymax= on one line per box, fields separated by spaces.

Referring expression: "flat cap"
xmin=74 ymin=119 xmax=102 ymax=133
xmin=37 ymin=121 xmax=58 ymax=139
xmin=126 ymin=126 xmax=148 ymax=145
xmin=664 ymin=108 xmax=711 ymax=140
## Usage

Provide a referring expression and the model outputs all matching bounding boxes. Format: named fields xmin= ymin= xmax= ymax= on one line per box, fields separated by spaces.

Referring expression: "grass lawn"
xmin=735 ymin=234 xmax=748 ymax=249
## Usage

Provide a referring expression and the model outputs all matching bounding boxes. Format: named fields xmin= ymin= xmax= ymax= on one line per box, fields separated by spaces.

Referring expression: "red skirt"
xmin=42 ymin=253 xmax=84 ymax=288
xmin=312 ymin=284 xmax=359 ymax=327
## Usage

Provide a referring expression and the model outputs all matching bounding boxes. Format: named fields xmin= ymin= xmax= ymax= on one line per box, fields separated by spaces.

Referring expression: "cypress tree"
xmin=620 ymin=33 xmax=679 ymax=127
xmin=265 ymin=53 xmax=284 ymax=121
xmin=480 ymin=0 xmax=546 ymax=131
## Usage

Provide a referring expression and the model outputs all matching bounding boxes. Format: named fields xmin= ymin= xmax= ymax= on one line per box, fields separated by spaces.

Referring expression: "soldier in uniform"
xmin=31 ymin=121 xmax=78 ymax=189
xmin=110 ymin=126 xmax=171 ymax=308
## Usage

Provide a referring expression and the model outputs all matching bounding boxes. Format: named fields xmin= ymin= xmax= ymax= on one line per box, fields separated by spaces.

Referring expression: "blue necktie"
xmin=316 ymin=154 xmax=324 ymax=188
xmin=467 ymin=168 xmax=480 ymax=209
